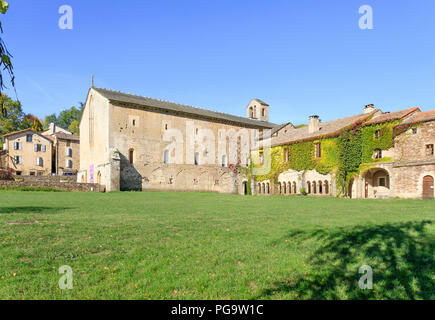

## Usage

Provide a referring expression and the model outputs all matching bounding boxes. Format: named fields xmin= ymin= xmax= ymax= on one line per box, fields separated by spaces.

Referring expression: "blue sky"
xmin=2 ymin=0 xmax=435 ymax=125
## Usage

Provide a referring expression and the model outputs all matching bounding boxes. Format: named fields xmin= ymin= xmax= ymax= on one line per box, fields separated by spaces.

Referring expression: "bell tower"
xmin=246 ymin=98 xmax=269 ymax=122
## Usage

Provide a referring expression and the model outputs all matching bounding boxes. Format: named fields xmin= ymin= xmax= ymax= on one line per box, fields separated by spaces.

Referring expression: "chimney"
xmin=49 ymin=123 xmax=56 ymax=134
xmin=364 ymin=104 xmax=375 ymax=114
xmin=308 ymin=115 xmax=320 ymax=134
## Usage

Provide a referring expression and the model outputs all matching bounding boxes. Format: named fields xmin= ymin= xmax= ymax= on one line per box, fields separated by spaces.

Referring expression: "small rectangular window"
xmin=14 ymin=142 xmax=22 ymax=150
xmin=374 ymin=149 xmax=382 ymax=159
xmin=129 ymin=149 xmax=134 ymax=165
xmin=284 ymin=149 xmax=289 ymax=163
xmin=259 ymin=151 xmax=264 ymax=165
xmin=379 ymin=177 xmax=386 ymax=187
xmin=26 ymin=134 xmax=33 ymax=142
xmin=34 ymin=144 xmax=43 ymax=152
xmin=315 ymin=143 xmax=321 ymax=158
xmin=66 ymin=159 xmax=72 ymax=168
xmin=412 ymin=128 xmax=418 ymax=134
xmin=426 ymin=144 xmax=434 ymax=156
xmin=375 ymin=130 xmax=381 ymax=139
xmin=66 ymin=148 xmax=72 ymax=157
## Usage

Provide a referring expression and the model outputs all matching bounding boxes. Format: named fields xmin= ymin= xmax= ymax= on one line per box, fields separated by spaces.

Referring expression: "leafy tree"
xmin=68 ymin=120 xmax=79 ymax=135
xmin=43 ymin=104 xmax=84 ymax=133
xmin=0 ymin=93 xmax=23 ymax=133
xmin=0 ymin=1 xmax=15 ymax=116
xmin=22 ymin=113 xmax=43 ymax=132
xmin=0 ymin=94 xmax=24 ymax=147
xmin=57 ymin=106 xmax=81 ymax=129
xmin=43 ymin=113 xmax=57 ymax=130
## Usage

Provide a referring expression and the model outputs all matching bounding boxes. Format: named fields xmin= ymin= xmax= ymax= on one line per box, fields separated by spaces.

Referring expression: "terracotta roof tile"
xmin=271 ymin=111 xmax=376 ymax=146
xmin=365 ymin=107 xmax=420 ymax=125
xmin=399 ymin=110 xmax=435 ymax=125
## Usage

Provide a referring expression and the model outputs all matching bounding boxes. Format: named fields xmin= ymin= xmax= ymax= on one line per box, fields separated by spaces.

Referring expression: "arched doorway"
xmin=242 ymin=181 xmax=248 ymax=195
xmin=97 ymin=171 xmax=102 ymax=185
xmin=422 ymin=175 xmax=434 ymax=200
xmin=363 ymin=168 xmax=391 ymax=199
xmin=324 ymin=180 xmax=329 ymax=195
xmin=348 ymin=178 xmax=354 ymax=198
xmin=307 ymin=181 xmax=311 ymax=194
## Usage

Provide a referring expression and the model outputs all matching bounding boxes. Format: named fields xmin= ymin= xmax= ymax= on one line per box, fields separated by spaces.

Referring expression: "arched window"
xmin=128 ymin=148 xmax=134 ymax=165
xmin=262 ymin=183 xmax=265 ymax=194
xmin=164 ymin=150 xmax=169 ymax=164
xmin=288 ymin=182 xmax=291 ymax=194
xmin=222 ymin=155 xmax=227 ymax=167
xmin=194 ymin=152 xmax=199 ymax=166
xmin=324 ymin=180 xmax=329 ymax=195
xmin=318 ymin=181 xmax=323 ymax=194
xmin=262 ymin=108 xmax=265 ymax=117
xmin=258 ymin=183 xmax=261 ymax=194
xmin=293 ymin=182 xmax=297 ymax=194
xmin=313 ymin=181 xmax=317 ymax=194
xmin=283 ymin=182 xmax=286 ymax=194
xmin=266 ymin=183 xmax=270 ymax=194
xmin=278 ymin=182 xmax=282 ymax=194
xmin=307 ymin=181 xmax=311 ymax=194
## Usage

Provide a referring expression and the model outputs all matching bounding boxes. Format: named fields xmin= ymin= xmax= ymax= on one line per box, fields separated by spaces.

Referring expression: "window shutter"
xmin=42 ymin=145 xmax=46 ymax=152
xmin=34 ymin=144 xmax=38 ymax=152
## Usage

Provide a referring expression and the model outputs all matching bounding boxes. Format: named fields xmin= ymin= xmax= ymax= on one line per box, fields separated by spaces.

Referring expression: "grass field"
xmin=0 ymin=190 xmax=434 ymax=300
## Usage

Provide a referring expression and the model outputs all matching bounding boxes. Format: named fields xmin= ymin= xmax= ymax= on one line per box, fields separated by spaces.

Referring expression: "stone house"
xmin=254 ymin=104 xmax=435 ymax=200
xmin=1 ymin=125 xmax=80 ymax=176
xmin=78 ymin=86 xmax=434 ymax=199
xmin=2 ymin=129 xmax=54 ymax=176
xmin=78 ymin=87 xmax=276 ymax=192
xmin=51 ymin=132 xmax=80 ymax=175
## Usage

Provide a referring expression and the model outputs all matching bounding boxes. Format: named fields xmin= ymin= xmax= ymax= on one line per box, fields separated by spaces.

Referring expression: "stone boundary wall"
xmin=0 ymin=175 xmax=102 ymax=192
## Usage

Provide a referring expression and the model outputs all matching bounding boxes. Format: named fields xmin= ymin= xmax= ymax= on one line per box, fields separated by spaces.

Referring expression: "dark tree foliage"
xmin=0 ymin=1 xmax=15 ymax=117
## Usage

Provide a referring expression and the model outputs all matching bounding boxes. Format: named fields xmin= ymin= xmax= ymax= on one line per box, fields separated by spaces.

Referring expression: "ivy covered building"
xmin=252 ymin=105 xmax=435 ymax=200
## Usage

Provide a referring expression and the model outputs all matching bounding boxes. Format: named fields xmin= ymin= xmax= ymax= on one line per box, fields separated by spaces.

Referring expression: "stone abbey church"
xmin=79 ymin=87 xmax=435 ymax=200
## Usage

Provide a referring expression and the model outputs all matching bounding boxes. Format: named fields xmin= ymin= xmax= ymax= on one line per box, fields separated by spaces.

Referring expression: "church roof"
xmin=93 ymin=88 xmax=277 ymax=129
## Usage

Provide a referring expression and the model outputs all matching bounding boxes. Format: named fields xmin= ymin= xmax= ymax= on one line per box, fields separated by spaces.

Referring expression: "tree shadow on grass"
xmin=0 ymin=207 xmax=74 ymax=214
xmin=258 ymin=221 xmax=434 ymax=300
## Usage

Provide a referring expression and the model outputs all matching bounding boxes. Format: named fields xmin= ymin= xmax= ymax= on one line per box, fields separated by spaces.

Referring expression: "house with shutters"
xmin=2 ymin=129 xmax=53 ymax=176
xmin=1 ymin=124 xmax=80 ymax=176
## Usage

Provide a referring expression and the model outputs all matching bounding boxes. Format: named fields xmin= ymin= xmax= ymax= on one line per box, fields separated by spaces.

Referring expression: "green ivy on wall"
xmin=250 ymin=120 xmax=400 ymax=196
xmin=361 ymin=121 xmax=397 ymax=163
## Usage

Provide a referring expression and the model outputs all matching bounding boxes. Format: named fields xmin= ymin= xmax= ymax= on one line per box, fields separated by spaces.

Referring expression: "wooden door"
xmin=422 ymin=176 xmax=434 ymax=200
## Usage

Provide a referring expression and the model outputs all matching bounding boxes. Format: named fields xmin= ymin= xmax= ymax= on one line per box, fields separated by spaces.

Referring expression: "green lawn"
xmin=0 ymin=191 xmax=434 ymax=300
